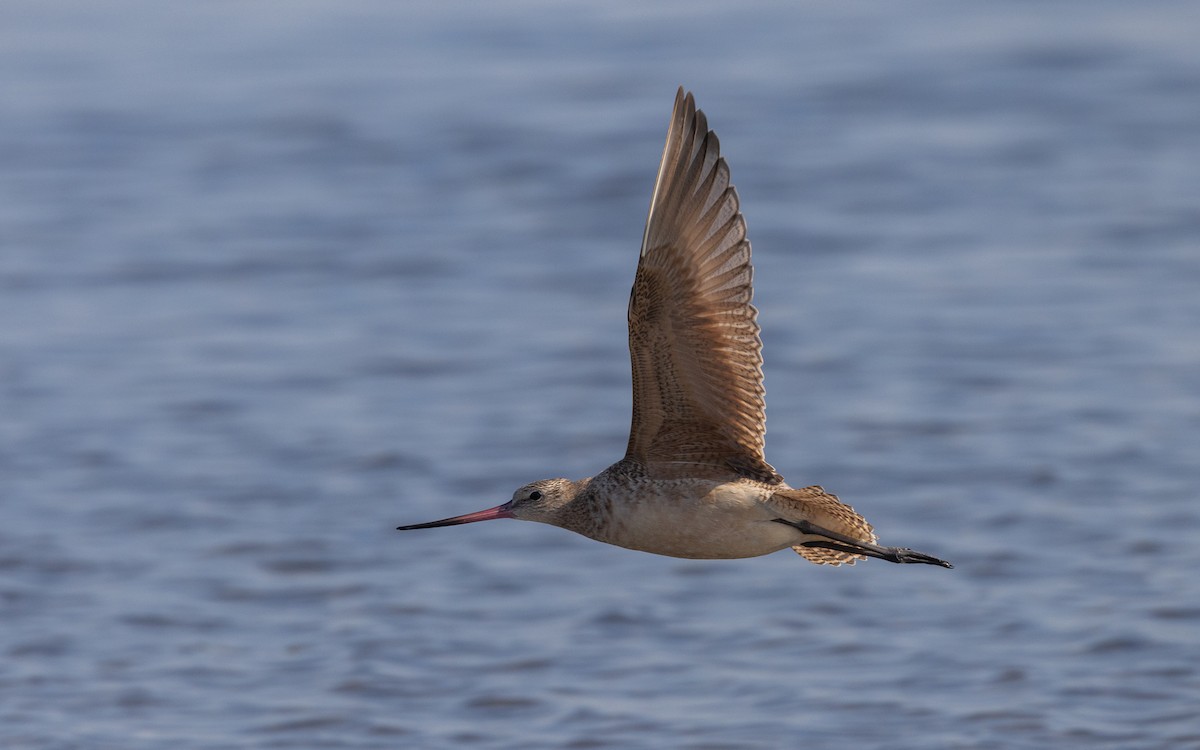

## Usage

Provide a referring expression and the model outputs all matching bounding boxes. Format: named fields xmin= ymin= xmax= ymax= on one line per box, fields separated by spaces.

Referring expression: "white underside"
xmin=596 ymin=480 xmax=805 ymax=559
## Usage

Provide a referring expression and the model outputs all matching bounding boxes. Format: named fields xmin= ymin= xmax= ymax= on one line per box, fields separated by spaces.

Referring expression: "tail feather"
xmin=770 ymin=486 xmax=876 ymax=566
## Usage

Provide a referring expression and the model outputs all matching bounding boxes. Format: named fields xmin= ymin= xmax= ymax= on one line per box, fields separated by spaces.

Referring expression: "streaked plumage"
xmin=398 ymin=88 xmax=951 ymax=570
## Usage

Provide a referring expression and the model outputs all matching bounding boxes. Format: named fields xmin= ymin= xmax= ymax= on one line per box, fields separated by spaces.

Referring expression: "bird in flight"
xmin=398 ymin=87 xmax=952 ymax=569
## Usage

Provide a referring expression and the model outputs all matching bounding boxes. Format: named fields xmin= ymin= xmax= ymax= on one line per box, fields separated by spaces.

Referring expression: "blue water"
xmin=3 ymin=2 xmax=1199 ymax=748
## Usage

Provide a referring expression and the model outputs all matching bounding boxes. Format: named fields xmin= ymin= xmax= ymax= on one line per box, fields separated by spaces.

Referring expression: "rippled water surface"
xmin=3 ymin=2 xmax=1199 ymax=748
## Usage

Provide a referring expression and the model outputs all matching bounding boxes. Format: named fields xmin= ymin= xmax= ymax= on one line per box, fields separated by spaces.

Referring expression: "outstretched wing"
xmin=624 ymin=87 xmax=778 ymax=483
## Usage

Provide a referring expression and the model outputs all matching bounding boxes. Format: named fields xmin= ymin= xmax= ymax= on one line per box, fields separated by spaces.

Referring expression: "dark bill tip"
xmin=396 ymin=504 xmax=512 ymax=531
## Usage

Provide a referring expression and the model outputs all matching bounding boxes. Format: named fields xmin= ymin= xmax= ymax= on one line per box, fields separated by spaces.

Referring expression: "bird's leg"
xmin=772 ymin=518 xmax=952 ymax=568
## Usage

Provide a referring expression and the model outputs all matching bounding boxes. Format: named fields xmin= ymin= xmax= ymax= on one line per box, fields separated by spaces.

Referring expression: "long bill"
xmin=396 ymin=503 xmax=513 ymax=531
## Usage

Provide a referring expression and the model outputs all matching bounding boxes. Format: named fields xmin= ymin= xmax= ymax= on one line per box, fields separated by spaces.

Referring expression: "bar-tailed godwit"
xmin=398 ymin=88 xmax=951 ymax=569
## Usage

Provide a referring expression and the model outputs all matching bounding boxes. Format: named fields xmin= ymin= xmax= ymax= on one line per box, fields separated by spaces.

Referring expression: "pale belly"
xmin=595 ymin=481 xmax=801 ymax=559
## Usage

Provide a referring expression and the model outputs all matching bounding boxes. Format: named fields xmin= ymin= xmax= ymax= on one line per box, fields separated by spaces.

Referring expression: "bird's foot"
xmin=774 ymin=518 xmax=952 ymax=568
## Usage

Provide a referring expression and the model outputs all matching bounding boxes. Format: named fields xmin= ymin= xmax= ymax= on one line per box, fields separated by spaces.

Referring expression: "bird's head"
xmin=395 ymin=477 xmax=582 ymax=531
xmin=504 ymin=478 xmax=579 ymax=524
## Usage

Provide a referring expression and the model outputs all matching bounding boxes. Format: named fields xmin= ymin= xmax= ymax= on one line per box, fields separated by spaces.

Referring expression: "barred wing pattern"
xmin=624 ymin=88 xmax=779 ymax=484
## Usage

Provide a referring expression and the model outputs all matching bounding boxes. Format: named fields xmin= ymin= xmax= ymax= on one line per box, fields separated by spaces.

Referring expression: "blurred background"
xmin=2 ymin=1 xmax=1198 ymax=748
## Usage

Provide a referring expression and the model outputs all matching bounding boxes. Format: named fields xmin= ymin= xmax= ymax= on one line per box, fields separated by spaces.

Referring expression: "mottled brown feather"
xmin=624 ymin=87 xmax=779 ymax=484
xmin=769 ymin=486 xmax=878 ymax=566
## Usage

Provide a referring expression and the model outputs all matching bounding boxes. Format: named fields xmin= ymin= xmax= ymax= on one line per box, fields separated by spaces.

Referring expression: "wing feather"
xmin=624 ymin=88 xmax=779 ymax=483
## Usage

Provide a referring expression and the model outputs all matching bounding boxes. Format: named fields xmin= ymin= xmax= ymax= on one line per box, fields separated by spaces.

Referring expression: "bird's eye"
xmin=528 ymin=491 xmax=542 ymax=501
